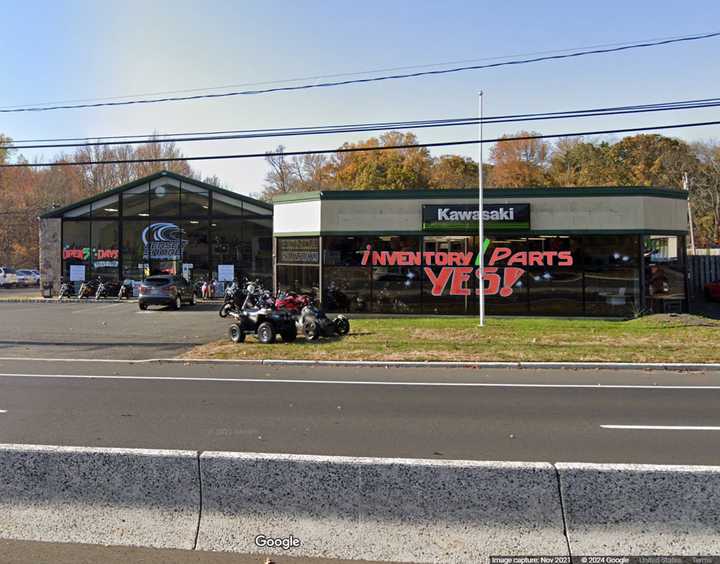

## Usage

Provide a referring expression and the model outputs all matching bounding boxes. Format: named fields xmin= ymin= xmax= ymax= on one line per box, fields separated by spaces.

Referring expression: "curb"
xmin=1 ymin=356 xmax=718 ymax=371
xmin=172 ymin=358 xmax=720 ymax=371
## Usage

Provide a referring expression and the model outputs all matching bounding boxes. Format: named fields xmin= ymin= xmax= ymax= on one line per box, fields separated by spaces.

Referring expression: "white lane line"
xmin=0 ymin=410 xmax=6 ymax=413
xmin=601 ymin=424 xmax=720 ymax=431
xmin=0 ymin=373 xmax=720 ymax=388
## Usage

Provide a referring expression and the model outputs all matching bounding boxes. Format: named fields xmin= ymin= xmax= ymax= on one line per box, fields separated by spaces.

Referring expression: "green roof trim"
xmin=40 ymin=170 xmax=272 ymax=218
xmin=272 ymin=186 xmax=687 ymax=203
xmin=274 ymin=228 xmax=687 ymax=237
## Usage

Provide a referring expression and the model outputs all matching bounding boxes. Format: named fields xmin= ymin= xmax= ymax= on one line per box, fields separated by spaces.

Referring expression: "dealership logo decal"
xmin=142 ymin=222 xmax=187 ymax=260
xmin=361 ymin=241 xmax=573 ymax=297
xmin=423 ymin=204 xmax=530 ymax=231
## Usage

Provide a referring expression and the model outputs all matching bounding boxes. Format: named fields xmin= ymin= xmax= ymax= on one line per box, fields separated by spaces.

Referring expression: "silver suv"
xmin=0 ymin=267 xmax=18 ymax=288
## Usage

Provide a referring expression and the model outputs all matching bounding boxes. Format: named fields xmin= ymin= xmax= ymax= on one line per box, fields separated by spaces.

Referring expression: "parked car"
xmin=0 ymin=267 xmax=17 ymax=288
xmin=704 ymin=280 xmax=720 ymax=301
xmin=16 ymin=269 xmax=40 ymax=286
xmin=138 ymin=275 xmax=196 ymax=310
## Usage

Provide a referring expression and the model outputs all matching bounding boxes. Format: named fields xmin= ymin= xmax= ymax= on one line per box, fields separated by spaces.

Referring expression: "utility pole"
xmin=478 ymin=91 xmax=485 ymax=327
xmin=683 ymin=172 xmax=696 ymax=254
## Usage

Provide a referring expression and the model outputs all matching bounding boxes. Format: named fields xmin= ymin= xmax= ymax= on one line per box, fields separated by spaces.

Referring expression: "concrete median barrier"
xmin=557 ymin=462 xmax=720 ymax=554
xmin=0 ymin=444 xmax=200 ymax=549
xmin=197 ymin=452 xmax=569 ymax=562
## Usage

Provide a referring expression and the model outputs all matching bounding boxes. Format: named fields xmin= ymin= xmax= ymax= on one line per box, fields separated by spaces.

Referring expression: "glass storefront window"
xmin=645 ymin=235 xmax=686 ymax=311
xmin=91 ymin=221 xmax=119 ymax=280
xmin=526 ymin=236 xmax=583 ymax=315
xmin=278 ymin=238 xmax=320 ymax=264
xmin=243 ymin=217 xmax=273 ymax=284
xmin=323 ymin=266 xmax=371 ymax=313
xmin=373 ymin=266 xmax=422 ymax=313
xmin=484 ymin=237 xmax=529 ymax=315
xmin=584 ymin=235 xmax=640 ymax=316
xmin=323 ymin=236 xmax=371 ymax=266
xmin=121 ymin=220 xmax=149 ymax=280
xmin=64 ymin=203 xmax=91 ymax=219
xmin=277 ymin=265 xmax=319 ymax=296
xmin=422 ymin=236 xmax=475 ymax=314
xmin=181 ymin=184 xmax=210 ymax=217
xmin=149 ymin=178 xmax=180 ymax=217
xmin=212 ymin=219 xmax=244 ymax=279
xmin=91 ymin=195 xmax=119 ymax=218
xmin=367 ymin=236 xmax=422 ymax=313
xmin=122 ymin=185 xmax=149 ymax=218
xmin=62 ymin=221 xmax=91 ymax=281
xmin=178 ymin=221 xmax=209 ymax=283
xmin=212 ymin=193 xmax=245 ymax=217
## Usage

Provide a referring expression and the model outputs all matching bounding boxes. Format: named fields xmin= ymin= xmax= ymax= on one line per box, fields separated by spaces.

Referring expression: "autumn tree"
xmin=329 ymin=132 xmax=432 ymax=190
xmin=548 ymin=137 xmax=616 ymax=186
xmin=0 ymin=135 xmax=201 ymax=267
xmin=429 ymin=155 xmax=478 ymax=188
xmin=489 ymin=131 xmax=551 ymax=187
xmin=689 ymin=141 xmax=720 ymax=246
xmin=606 ymin=134 xmax=698 ymax=188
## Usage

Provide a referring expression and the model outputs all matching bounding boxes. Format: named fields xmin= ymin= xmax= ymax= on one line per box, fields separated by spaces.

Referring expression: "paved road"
xmin=0 ymin=301 xmax=223 ymax=359
xmin=1 ymin=359 xmax=719 ymax=464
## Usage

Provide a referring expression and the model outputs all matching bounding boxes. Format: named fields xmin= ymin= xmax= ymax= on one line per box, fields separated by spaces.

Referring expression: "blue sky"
xmin=1 ymin=0 xmax=719 ymax=194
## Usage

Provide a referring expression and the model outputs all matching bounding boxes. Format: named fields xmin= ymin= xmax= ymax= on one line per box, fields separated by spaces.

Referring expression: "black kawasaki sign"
xmin=422 ymin=203 xmax=530 ymax=231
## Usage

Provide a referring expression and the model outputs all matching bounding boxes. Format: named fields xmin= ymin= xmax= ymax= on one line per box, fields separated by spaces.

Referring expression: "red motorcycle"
xmin=274 ymin=291 xmax=311 ymax=315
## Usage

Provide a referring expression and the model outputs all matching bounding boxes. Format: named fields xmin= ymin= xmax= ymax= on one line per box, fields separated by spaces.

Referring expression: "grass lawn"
xmin=184 ymin=314 xmax=719 ymax=363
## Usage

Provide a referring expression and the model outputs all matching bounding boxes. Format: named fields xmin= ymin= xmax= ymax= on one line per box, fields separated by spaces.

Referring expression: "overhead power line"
xmin=2 ymin=31 xmax=719 ymax=114
xmin=2 ymin=118 xmax=720 ymax=168
xmin=0 ymin=31 xmax=708 ymax=110
xmin=4 ymin=96 xmax=720 ymax=150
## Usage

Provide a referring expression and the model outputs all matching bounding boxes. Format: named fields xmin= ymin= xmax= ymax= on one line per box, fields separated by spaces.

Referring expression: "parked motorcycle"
xmin=218 ymin=280 xmax=244 ymax=318
xmin=95 ymin=278 xmax=122 ymax=300
xmin=78 ymin=278 xmax=100 ymax=299
xmin=58 ymin=280 xmax=75 ymax=300
xmin=117 ymin=279 xmax=134 ymax=299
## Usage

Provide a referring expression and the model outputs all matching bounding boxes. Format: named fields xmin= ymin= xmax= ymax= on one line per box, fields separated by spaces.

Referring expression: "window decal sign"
xmin=141 ymin=222 xmax=187 ymax=260
xmin=63 ymin=247 xmax=119 ymax=268
xmin=360 ymin=240 xmax=573 ymax=297
xmin=422 ymin=204 xmax=530 ymax=231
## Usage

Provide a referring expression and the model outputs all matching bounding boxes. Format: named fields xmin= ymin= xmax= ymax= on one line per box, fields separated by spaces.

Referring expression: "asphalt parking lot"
xmin=0 ymin=301 xmax=222 ymax=359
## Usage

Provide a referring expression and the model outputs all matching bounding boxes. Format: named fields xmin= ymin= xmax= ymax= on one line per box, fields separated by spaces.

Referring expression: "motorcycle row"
xmin=219 ymin=279 xmax=350 ymax=344
xmin=58 ymin=278 xmax=133 ymax=300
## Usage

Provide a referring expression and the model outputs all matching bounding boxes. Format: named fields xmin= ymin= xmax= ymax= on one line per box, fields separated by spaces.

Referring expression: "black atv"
xmin=299 ymin=301 xmax=350 ymax=341
xmin=227 ymin=288 xmax=297 ymax=344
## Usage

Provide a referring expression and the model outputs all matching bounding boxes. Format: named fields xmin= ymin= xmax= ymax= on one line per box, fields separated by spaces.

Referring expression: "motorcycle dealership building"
xmin=39 ymin=170 xmax=689 ymax=317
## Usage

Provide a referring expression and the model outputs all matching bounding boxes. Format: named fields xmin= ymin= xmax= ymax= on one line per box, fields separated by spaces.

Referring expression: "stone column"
xmin=39 ymin=218 xmax=61 ymax=295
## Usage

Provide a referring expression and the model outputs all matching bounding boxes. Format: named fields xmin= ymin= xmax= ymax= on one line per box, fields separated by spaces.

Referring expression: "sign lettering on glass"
xmin=278 ymin=239 xmax=319 ymax=264
xmin=360 ymin=240 xmax=573 ymax=298
xmin=63 ymin=248 xmax=119 ymax=261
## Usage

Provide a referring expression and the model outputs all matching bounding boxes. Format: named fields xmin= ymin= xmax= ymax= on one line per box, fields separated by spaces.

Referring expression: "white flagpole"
xmin=478 ymin=91 xmax=485 ymax=327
